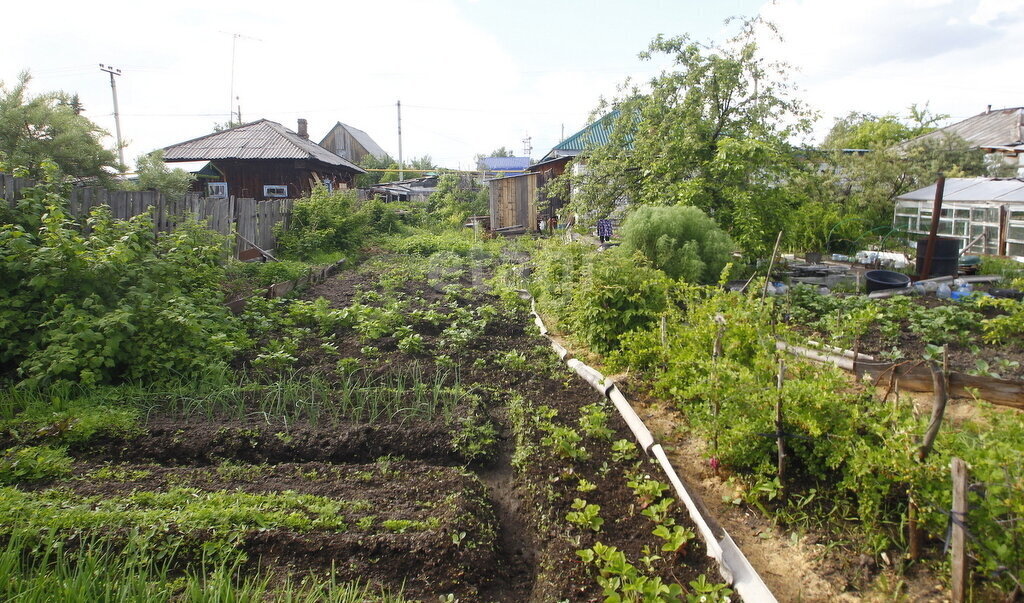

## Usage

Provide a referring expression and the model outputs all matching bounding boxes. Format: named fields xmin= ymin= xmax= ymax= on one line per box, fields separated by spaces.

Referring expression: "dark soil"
xmin=790 ymin=290 xmax=1024 ymax=382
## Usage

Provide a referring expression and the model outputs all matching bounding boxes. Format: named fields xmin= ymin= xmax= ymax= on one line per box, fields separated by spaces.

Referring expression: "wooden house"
xmin=162 ymin=119 xmax=365 ymax=200
xmin=319 ymin=122 xmax=389 ymax=165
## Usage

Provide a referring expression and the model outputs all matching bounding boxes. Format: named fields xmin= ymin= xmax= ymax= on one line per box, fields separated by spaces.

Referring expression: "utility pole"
xmin=99 ymin=64 xmax=125 ymax=171
xmin=397 ymin=100 xmax=404 ymax=180
xmin=522 ymin=134 xmax=532 ymax=158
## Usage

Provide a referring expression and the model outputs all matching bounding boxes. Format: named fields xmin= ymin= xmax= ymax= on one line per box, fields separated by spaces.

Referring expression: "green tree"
xmin=0 ymin=71 xmax=119 ymax=180
xmin=354 ymin=153 xmax=396 ymax=188
xmin=559 ymin=20 xmax=813 ymax=256
xmin=372 ymin=154 xmax=435 ymax=183
xmin=816 ymin=107 xmax=986 ymax=231
xmin=128 ymin=150 xmax=196 ymax=198
xmin=427 ymin=172 xmax=484 ymax=225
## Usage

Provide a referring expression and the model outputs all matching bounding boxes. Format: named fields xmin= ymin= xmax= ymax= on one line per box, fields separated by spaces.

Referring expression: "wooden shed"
xmin=489 ymin=172 xmax=539 ymax=232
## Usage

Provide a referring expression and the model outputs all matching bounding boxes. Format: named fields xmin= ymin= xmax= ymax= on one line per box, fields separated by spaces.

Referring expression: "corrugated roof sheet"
xmin=541 ymin=110 xmax=621 ymax=161
xmin=909 ymin=107 xmax=1024 ymax=149
xmin=897 ymin=178 xmax=1024 ymax=202
xmin=481 ymin=157 xmax=531 ymax=171
xmin=163 ymin=120 xmax=364 ymax=173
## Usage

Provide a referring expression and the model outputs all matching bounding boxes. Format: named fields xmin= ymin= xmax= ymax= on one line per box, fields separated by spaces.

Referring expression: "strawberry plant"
xmin=566 ymin=498 xmax=604 ymax=532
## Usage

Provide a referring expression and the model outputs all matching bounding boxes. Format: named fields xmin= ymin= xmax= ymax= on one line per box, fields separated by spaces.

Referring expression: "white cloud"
xmin=757 ymin=0 xmax=1024 ymax=141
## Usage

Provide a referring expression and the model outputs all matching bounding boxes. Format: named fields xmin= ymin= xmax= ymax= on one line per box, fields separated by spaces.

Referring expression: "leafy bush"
xmin=529 ymin=240 xmax=591 ymax=323
xmin=619 ymin=205 xmax=733 ymax=283
xmin=0 ymin=446 xmax=72 ymax=485
xmin=275 ymin=185 xmax=367 ymax=260
xmin=0 ymin=181 xmax=245 ymax=386
xmin=224 ymin=259 xmax=310 ymax=287
xmin=390 ymin=231 xmax=494 ymax=257
xmin=562 ymin=249 xmax=671 ymax=354
xmin=427 ymin=173 xmax=486 ymax=226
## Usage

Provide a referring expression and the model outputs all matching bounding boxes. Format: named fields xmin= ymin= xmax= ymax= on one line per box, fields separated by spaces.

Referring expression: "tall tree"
xmin=560 ymin=20 xmax=814 ymax=255
xmin=820 ymin=108 xmax=986 ymax=229
xmin=128 ymin=150 xmax=196 ymax=198
xmin=0 ymin=71 xmax=118 ymax=181
xmin=354 ymin=153 xmax=396 ymax=188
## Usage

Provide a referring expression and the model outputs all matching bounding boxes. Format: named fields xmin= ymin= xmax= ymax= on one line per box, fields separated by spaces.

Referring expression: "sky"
xmin=2 ymin=0 xmax=1022 ymax=171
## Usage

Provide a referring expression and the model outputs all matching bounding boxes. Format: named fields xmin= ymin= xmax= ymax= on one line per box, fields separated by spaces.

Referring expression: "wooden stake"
xmin=908 ymin=495 xmax=921 ymax=561
xmin=776 ymin=358 xmax=786 ymax=486
xmin=711 ymin=315 xmax=726 ymax=465
xmin=919 ymin=346 xmax=949 ymax=462
xmin=951 ymin=457 xmax=968 ymax=603
xmin=760 ymin=230 xmax=785 ymax=306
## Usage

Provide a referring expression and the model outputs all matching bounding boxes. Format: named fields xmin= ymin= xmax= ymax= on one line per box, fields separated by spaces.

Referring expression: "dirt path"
xmin=621 ymin=385 xmax=950 ymax=602
xmin=475 ymin=407 xmax=539 ymax=602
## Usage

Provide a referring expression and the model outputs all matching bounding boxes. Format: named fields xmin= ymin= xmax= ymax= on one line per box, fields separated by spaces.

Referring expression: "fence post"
xmin=951 ymin=457 xmax=968 ymax=603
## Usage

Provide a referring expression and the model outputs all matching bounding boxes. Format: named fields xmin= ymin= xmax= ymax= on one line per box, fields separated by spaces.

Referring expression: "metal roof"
xmin=540 ymin=110 xmax=621 ymax=161
xmin=480 ymin=157 xmax=531 ymax=171
xmin=163 ymin=119 xmax=365 ymax=173
xmin=319 ymin=122 xmax=389 ymax=159
xmin=909 ymin=107 xmax=1024 ymax=149
xmin=897 ymin=178 xmax=1024 ymax=203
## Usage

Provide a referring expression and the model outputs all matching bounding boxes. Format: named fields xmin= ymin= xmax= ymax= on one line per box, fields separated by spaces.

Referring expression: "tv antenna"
xmin=221 ymin=31 xmax=262 ymax=124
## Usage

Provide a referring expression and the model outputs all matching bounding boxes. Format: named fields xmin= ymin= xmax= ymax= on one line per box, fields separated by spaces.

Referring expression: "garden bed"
xmin=784 ymin=284 xmax=1024 ymax=389
xmin=1 ymin=248 xmax=721 ymax=601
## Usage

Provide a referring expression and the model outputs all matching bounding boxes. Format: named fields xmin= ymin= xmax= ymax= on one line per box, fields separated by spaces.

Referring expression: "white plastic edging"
xmin=566 ymin=358 xmax=610 ymax=395
xmin=607 ymin=386 xmax=655 ymax=453
xmin=650 ymin=445 xmax=727 ymax=577
xmin=775 ymin=341 xmax=855 ymax=371
xmin=652 ymin=445 xmax=777 ymax=603
xmin=527 ymin=299 xmax=777 ymax=601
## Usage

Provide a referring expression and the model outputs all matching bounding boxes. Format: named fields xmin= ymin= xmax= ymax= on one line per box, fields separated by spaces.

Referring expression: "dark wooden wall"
xmin=202 ymin=159 xmax=358 ymax=200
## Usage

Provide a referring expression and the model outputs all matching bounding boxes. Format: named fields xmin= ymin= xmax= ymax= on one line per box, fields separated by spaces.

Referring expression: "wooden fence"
xmin=1 ymin=173 xmax=292 ymax=257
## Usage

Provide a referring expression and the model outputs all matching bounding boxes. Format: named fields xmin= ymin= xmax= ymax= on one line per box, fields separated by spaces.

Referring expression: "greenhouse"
xmin=894 ymin=177 xmax=1024 ymax=256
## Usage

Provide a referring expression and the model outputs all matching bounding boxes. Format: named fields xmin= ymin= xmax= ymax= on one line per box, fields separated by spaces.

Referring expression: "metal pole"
xmin=99 ymin=64 xmax=124 ymax=171
xmin=919 ymin=174 xmax=945 ymax=279
xmin=397 ymin=100 xmax=404 ymax=180
xmin=229 ymin=34 xmax=238 ymax=123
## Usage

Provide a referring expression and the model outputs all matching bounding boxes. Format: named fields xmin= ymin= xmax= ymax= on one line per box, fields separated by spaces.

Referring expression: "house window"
xmin=207 ymin=182 xmax=228 ymax=198
xmin=263 ymin=185 xmax=288 ymax=198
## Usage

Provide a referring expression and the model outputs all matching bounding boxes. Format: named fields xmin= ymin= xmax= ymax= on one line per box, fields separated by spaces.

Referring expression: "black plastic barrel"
xmin=865 ymin=270 xmax=911 ymax=293
xmin=916 ymin=237 xmax=960 ymax=278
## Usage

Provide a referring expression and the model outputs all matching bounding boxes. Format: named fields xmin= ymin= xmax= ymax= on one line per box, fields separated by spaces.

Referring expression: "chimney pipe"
xmin=297 ymin=118 xmax=308 ymax=139
xmin=986 ymin=105 xmax=992 ymax=114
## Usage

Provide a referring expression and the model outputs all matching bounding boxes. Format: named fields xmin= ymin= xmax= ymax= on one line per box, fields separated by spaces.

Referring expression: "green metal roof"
xmin=546 ymin=110 xmax=620 ymax=157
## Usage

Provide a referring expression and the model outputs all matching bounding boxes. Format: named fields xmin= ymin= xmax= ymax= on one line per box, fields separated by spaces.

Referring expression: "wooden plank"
xmin=267 ymin=280 xmax=295 ymax=298
xmin=238 ymin=247 xmax=265 ymax=261
xmin=226 ymin=297 xmax=249 ymax=314
xmin=3 ymin=175 xmax=14 ymax=207
xmin=950 ymin=458 xmax=968 ymax=603
xmin=856 ymin=361 xmax=1024 ymax=409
